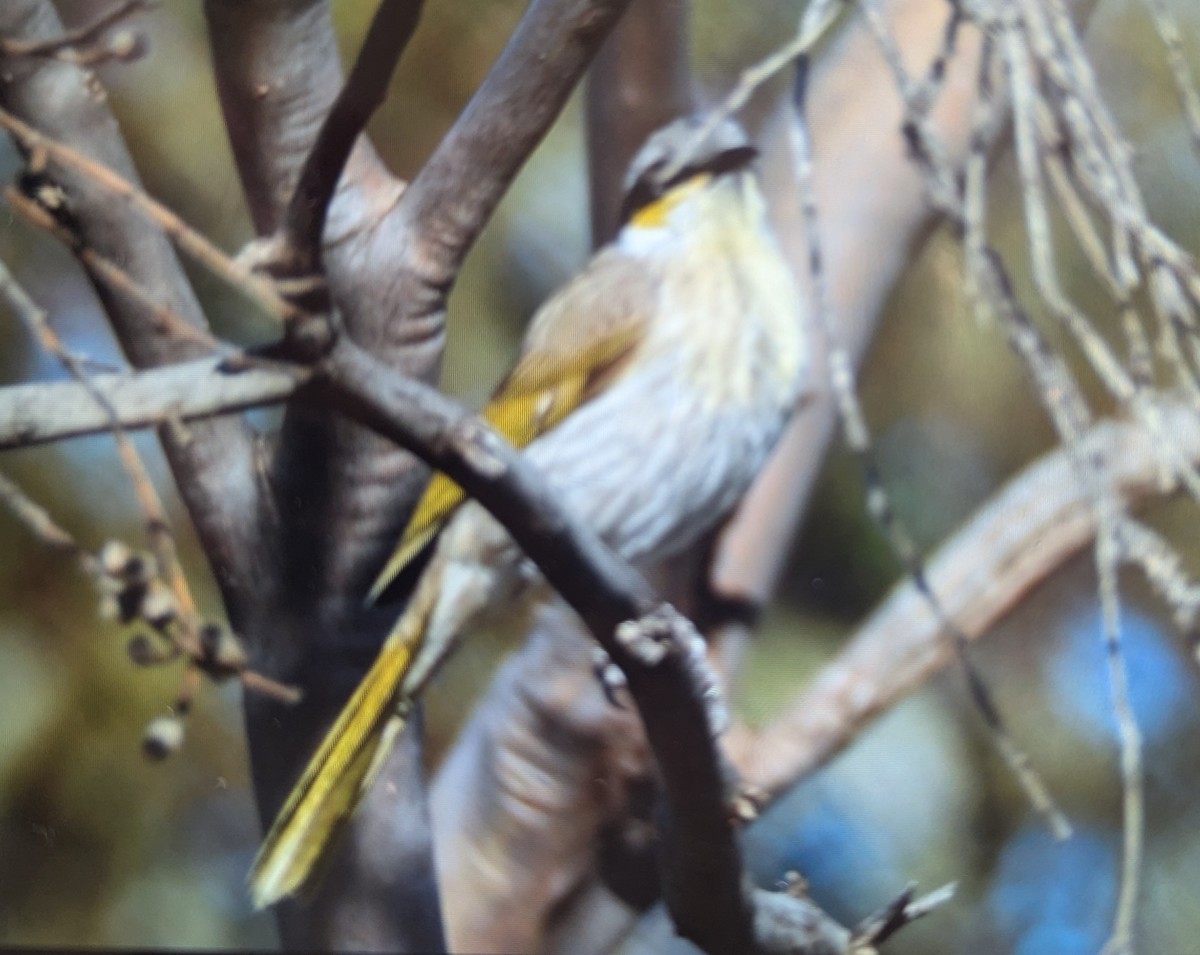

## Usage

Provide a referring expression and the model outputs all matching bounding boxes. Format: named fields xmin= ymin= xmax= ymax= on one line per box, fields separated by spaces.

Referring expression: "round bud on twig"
xmin=116 ymin=581 xmax=147 ymax=625
xmin=98 ymin=540 xmax=155 ymax=585
xmin=124 ymin=553 xmax=153 ymax=585
xmin=142 ymin=715 xmax=184 ymax=761
xmin=139 ymin=582 xmax=177 ymax=630
xmin=106 ymin=30 xmax=147 ymax=62
xmin=126 ymin=633 xmax=159 ymax=667
xmin=98 ymin=540 xmax=134 ymax=578
xmin=198 ymin=621 xmax=247 ymax=678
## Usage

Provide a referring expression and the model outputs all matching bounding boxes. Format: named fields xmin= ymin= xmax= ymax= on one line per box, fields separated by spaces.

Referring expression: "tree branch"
xmin=585 ymin=0 xmax=692 ymax=246
xmin=0 ymin=358 xmax=305 ymax=451
xmin=280 ymin=0 xmax=423 ymax=277
xmin=201 ymin=6 xmax=445 ymax=950
xmin=0 ymin=0 xmax=264 ymax=619
xmin=395 ymin=0 xmax=635 ymax=303
xmin=731 ymin=403 xmax=1200 ymax=801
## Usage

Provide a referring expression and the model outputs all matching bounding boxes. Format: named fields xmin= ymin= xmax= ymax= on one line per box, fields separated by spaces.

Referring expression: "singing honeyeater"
xmin=250 ymin=115 xmax=809 ymax=907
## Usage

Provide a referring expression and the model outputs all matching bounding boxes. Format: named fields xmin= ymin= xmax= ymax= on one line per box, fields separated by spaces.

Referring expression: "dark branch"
xmin=317 ymin=338 xmax=857 ymax=955
xmin=0 ymin=0 xmax=154 ymax=59
xmin=281 ymin=0 xmax=424 ymax=276
xmin=397 ymin=0 xmax=635 ymax=296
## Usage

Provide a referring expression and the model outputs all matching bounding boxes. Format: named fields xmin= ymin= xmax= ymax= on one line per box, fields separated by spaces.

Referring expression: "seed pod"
xmin=198 ymin=622 xmax=246 ymax=678
xmin=122 ymin=553 xmax=153 ymax=585
xmin=98 ymin=540 xmax=134 ymax=579
xmin=106 ymin=30 xmax=147 ymax=62
xmin=98 ymin=593 xmax=120 ymax=622
xmin=116 ymin=581 xmax=146 ymax=624
xmin=126 ymin=633 xmax=158 ymax=667
xmin=142 ymin=715 xmax=184 ymax=761
xmin=139 ymin=582 xmax=178 ymax=630
xmin=98 ymin=541 xmax=155 ymax=586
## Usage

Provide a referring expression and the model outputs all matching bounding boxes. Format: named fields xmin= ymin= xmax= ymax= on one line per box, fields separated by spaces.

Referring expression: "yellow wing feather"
xmin=250 ymin=619 xmax=421 ymax=907
xmin=367 ymin=325 xmax=643 ymax=600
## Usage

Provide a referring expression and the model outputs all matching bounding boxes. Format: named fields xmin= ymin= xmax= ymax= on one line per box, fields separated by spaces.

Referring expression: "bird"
xmin=250 ymin=114 xmax=810 ymax=908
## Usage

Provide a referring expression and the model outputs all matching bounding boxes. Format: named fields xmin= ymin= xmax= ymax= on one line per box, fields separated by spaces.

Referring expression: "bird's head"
xmin=618 ymin=115 xmax=759 ymax=231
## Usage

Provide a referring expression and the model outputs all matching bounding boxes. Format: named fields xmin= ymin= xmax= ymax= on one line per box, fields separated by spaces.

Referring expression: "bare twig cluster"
xmin=0 ymin=248 xmax=297 ymax=743
xmin=945 ymin=5 xmax=1200 ymax=950
xmin=0 ymin=466 xmax=296 ymax=748
xmin=743 ymin=2 xmax=1200 ymax=952
xmin=0 ymin=0 xmax=153 ymax=66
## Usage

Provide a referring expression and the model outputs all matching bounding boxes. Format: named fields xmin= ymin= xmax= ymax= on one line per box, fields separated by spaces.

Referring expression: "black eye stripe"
xmin=661 ymin=145 xmax=759 ymax=192
xmin=618 ymin=145 xmax=760 ymax=227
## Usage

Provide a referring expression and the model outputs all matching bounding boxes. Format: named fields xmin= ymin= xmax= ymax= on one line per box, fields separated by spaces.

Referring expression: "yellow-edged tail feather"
xmin=249 ymin=609 xmax=426 ymax=908
xmin=252 ymin=286 xmax=646 ymax=907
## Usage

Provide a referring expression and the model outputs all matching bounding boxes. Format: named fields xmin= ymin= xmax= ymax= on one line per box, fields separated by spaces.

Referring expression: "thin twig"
xmin=0 ymin=257 xmax=300 ymax=710
xmin=734 ymin=403 xmax=1200 ymax=800
xmin=0 ymin=0 xmax=156 ymax=58
xmin=3 ymin=247 xmax=202 ymax=660
xmin=0 ymin=105 xmax=300 ymax=326
xmin=281 ymin=0 xmax=423 ymax=275
xmin=1140 ymin=0 xmax=1200 ymax=155
xmin=820 ymin=0 xmax=1072 ymax=839
xmin=657 ymin=0 xmax=847 ymax=182
xmin=4 ymin=187 xmax=225 ymax=354
xmin=0 ymin=469 xmax=82 ymax=555
xmin=1118 ymin=519 xmax=1200 ymax=635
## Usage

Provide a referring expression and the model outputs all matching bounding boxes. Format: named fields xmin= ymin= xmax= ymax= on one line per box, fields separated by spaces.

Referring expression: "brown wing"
xmin=367 ymin=249 xmax=657 ymax=601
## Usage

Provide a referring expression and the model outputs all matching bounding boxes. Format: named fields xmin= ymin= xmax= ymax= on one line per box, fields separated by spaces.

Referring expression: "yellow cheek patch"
xmin=629 ymin=173 xmax=712 ymax=229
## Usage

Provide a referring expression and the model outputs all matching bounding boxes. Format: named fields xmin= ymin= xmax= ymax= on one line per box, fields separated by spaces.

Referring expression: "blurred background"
xmin=1 ymin=0 xmax=1199 ymax=951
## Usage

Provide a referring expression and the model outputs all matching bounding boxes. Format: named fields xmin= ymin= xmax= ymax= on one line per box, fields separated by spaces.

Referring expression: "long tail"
xmin=249 ymin=592 xmax=433 ymax=909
